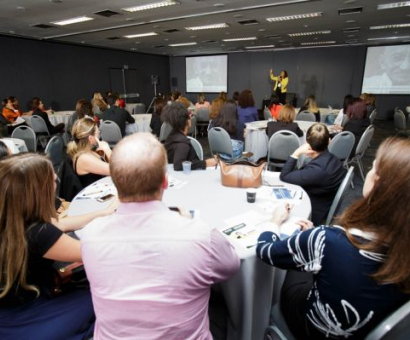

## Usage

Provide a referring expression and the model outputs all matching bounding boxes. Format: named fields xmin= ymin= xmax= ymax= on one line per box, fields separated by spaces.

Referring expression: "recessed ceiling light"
xmin=259 ymin=28 xmax=266 ymax=32
xmin=169 ymin=42 xmax=197 ymax=46
xmin=288 ymin=30 xmax=331 ymax=37
xmin=124 ymin=32 xmax=158 ymax=38
xmin=222 ymin=37 xmax=257 ymax=41
xmin=123 ymin=1 xmax=179 ymax=12
xmin=190 ymin=35 xmax=196 ymax=38
xmin=52 ymin=16 xmax=94 ymax=26
xmin=135 ymin=42 xmax=141 ymax=44
xmin=214 ymin=3 xmax=225 ymax=7
xmin=346 ymin=19 xmax=356 ymax=23
xmin=16 ymin=6 xmax=25 ymax=11
xmin=301 ymin=41 xmax=336 ymax=45
xmin=348 ymin=34 xmax=355 ymax=37
xmin=367 ymin=35 xmax=410 ymax=40
xmin=377 ymin=2 xmax=410 ymax=10
xmin=185 ymin=23 xmax=229 ymax=30
xmin=233 ymin=14 xmax=243 ymax=18
xmin=266 ymin=12 xmax=322 ymax=22
xmin=245 ymin=45 xmax=275 ymax=49
xmin=370 ymin=23 xmax=410 ymax=29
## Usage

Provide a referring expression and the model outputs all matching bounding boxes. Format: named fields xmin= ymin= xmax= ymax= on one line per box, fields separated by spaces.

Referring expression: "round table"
xmin=125 ymin=114 xmax=152 ymax=135
xmin=68 ymin=166 xmax=311 ymax=340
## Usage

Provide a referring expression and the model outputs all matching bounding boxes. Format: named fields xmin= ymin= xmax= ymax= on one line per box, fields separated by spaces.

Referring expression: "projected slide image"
xmin=186 ymin=55 xmax=228 ymax=93
xmin=362 ymin=44 xmax=410 ymax=95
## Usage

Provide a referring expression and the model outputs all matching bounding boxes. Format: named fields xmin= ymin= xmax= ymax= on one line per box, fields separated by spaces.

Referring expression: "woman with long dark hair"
xmin=210 ymin=100 xmax=244 ymax=159
xmin=0 ymin=153 xmax=95 ymax=338
xmin=237 ymin=90 xmax=258 ymax=124
xmin=257 ymin=137 xmax=410 ymax=339
xmin=31 ymin=97 xmax=65 ymax=134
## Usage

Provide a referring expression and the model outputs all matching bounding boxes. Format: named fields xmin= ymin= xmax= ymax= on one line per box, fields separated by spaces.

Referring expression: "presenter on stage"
xmin=270 ymin=69 xmax=289 ymax=104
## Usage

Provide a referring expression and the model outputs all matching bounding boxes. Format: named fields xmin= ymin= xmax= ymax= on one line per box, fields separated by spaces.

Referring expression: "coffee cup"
xmin=246 ymin=188 xmax=257 ymax=203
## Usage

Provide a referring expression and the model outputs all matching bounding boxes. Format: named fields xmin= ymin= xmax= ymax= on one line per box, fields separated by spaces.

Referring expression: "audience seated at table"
xmin=209 ymin=100 xmax=244 ymax=160
xmin=163 ymin=102 xmax=217 ymax=171
xmin=67 ymin=99 xmax=96 ymax=136
xmin=67 ymin=118 xmax=111 ymax=187
xmin=1 ymin=96 xmax=27 ymax=133
xmin=91 ymin=92 xmax=107 ymax=116
xmin=333 ymin=94 xmax=353 ymax=127
xmin=266 ymin=104 xmax=303 ymax=139
xmin=342 ymin=97 xmax=371 ymax=157
xmin=31 ymin=97 xmax=65 ymax=135
xmin=101 ymin=93 xmax=135 ymax=137
xmin=0 ymin=153 xmax=95 ymax=339
xmin=280 ymin=123 xmax=345 ymax=225
xmin=218 ymin=91 xmax=228 ymax=102
xmin=257 ymin=137 xmax=410 ymax=340
xmin=195 ymin=93 xmax=211 ymax=111
xmin=360 ymin=92 xmax=376 ymax=117
xmin=80 ymin=133 xmax=240 ymax=340
xmin=267 ymin=94 xmax=282 ymax=120
xmin=150 ymin=97 xmax=166 ymax=138
xmin=209 ymin=98 xmax=224 ymax=120
xmin=237 ymin=89 xmax=258 ymax=124
xmin=299 ymin=95 xmax=320 ymax=122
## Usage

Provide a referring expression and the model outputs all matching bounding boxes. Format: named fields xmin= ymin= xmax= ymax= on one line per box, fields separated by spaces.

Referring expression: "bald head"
xmin=110 ymin=133 xmax=167 ymax=202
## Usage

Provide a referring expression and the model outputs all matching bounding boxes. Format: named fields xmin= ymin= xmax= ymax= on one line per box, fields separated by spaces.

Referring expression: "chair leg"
xmin=357 ymin=158 xmax=365 ymax=181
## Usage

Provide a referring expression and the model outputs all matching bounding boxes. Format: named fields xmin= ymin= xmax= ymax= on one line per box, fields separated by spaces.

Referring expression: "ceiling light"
xmin=222 ymin=37 xmax=257 ymax=41
xmin=185 ymin=23 xmax=229 ymax=30
xmin=367 ymin=35 xmax=410 ymax=40
xmin=52 ymin=16 xmax=93 ymax=26
xmin=169 ymin=42 xmax=197 ymax=46
xmin=124 ymin=32 xmax=158 ymax=38
xmin=370 ymin=23 xmax=410 ymax=29
xmin=301 ymin=41 xmax=336 ymax=45
xmin=245 ymin=45 xmax=275 ymax=49
xmin=288 ymin=30 xmax=331 ymax=37
xmin=123 ymin=1 xmax=179 ymax=12
xmin=377 ymin=2 xmax=410 ymax=10
xmin=266 ymin=12 xmax=322 ymax=22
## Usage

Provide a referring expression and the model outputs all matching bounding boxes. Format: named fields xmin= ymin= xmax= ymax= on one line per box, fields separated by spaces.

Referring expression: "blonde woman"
xmin=67 ymin=118 xmax=111 ymax=187
xmin=0 ymin=154 xmax=95 ymax=338
xmin=266 ymin=104 xmax=303 ymax=139
xmin=299 ymin=95 xmax=320 ymax=122
xmin=195 ymin=93 xmax=210 ymax=110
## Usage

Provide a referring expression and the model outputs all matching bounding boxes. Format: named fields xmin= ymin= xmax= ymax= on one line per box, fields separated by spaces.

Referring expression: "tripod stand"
xmin=147 ymin=80 xmax=158 ymax=113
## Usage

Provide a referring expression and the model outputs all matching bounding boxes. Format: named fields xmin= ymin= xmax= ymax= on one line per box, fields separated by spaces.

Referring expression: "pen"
xmin=271 ymin=185 xmax=284 ymax=187
xmin=82 ymin=190 xmax=104 ymax=197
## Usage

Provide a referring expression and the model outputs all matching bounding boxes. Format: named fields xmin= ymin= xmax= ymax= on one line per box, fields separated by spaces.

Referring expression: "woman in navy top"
xmin=237 ymin=89 xmax=258 ymax=124
xmin=257 ymin=137 xmax=410 ymax=339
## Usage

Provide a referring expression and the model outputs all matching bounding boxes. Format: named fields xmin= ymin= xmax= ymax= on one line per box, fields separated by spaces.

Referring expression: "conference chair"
xmin=30 ymin=115 xmax=51 ymax=148
xmin=159 ymin=122 xmax=172 ymax=142
xmin=296 ymin=111 xmax=316 ymax=122
xmin=394 ymin=109 xmax=407 ymax=136
xmin=264 ymin=108 xmax=272 ymax=121
xmin=364 ymin=299 xmax=410 ymax=340
xmin=100 ymin=120 xmax=122 ymax=147
xmin=208 ymin=127 xmax=235 ymax=159
xmin=328 ymin=131 xmax=355 ymax=167
xmin=45 ymin=135 xmax=64 ymax=173
xmin=187 ymin=136 xmax=203 ymax=160
xmin=347 ymin=125 xmax=375 ymax=181
xmin=188 ymin=114 xmax=197 ymax=139
xmin=267 ymin=130 xmax=300 ymax=170
xmin=196 ymin=108 xmax=210 ymax=137
xmin=325 ymin=166 xmax=354 ymax=225
xmin=369 ymin=109 xmax=377 ymax=124
xmin=11 ymin=125 xmax=37 ymax=152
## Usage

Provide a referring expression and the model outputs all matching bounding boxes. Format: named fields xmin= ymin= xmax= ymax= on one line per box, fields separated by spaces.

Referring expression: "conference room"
xmin=0 ymin=1 xmax=409 ymax=340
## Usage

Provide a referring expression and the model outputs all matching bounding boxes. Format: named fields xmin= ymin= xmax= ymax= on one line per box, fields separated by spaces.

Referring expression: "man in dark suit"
xmin=280 ymin=123 xmax=346 ymax=226
xmin=102 ymin=94 xmax=135 ymax=137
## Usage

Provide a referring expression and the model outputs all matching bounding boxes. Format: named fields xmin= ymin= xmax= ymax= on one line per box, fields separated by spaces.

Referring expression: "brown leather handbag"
xmin=219 ymin=159 xmax=266 ymax=188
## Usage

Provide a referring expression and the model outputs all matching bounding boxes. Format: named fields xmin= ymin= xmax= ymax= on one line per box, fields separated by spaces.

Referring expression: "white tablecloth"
xmin=245 ymin=120 xmax=315 ymax=162
xmin=125 ymin=114 xmax=152 ymax=135
xmin=1 ymin=137 xmax=28 ymax=153
xmin=68 ymin=166 xmax=311 ymax=340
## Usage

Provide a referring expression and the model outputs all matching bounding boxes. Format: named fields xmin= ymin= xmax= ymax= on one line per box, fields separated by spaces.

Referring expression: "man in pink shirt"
xmin=81 ymin=133 xmax=240 ymax=340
